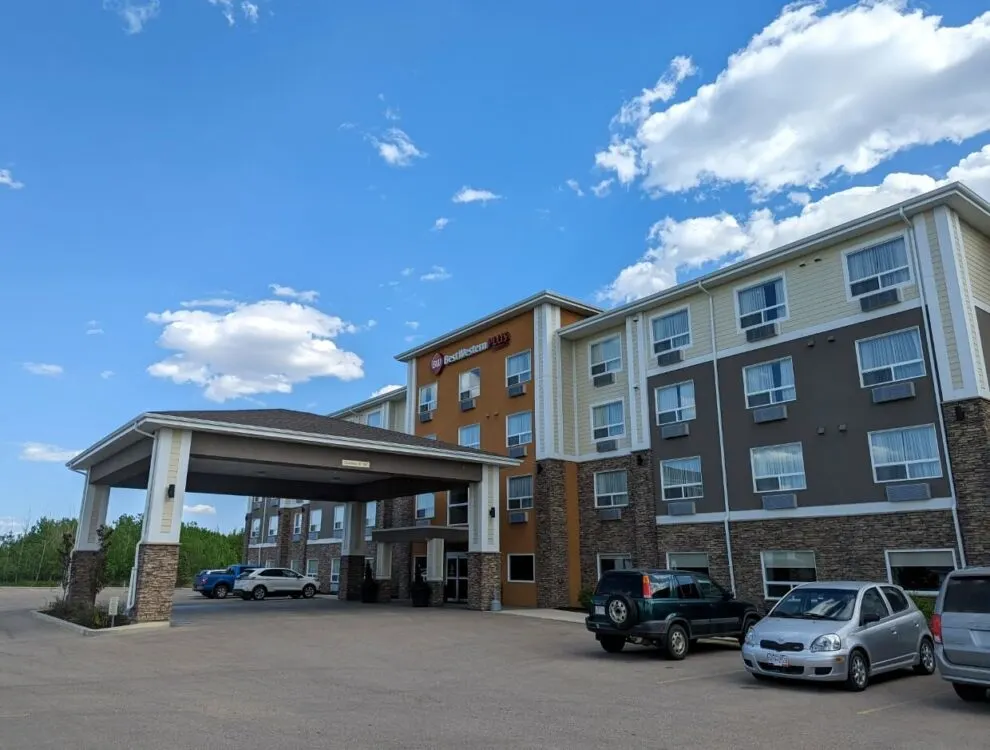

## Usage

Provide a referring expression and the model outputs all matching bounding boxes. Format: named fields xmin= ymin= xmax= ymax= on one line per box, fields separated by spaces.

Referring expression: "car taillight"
xmin=931 ymin=613 xmax=942 ymax=644
xmin=642 ymin=575 xmax=651 ymax=599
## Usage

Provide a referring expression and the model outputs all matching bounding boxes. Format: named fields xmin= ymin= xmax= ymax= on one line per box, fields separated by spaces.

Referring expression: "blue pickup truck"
xmin=194 ymin=564 xmax=259 ymax=599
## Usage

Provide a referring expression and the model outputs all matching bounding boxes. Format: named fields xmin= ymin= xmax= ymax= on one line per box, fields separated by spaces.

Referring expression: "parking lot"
xmin=0 ymin=587 xmax=987 ymax=749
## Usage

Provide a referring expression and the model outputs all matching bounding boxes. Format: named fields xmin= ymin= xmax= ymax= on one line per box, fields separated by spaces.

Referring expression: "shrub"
xmin=911 ymin=595 xmax=936 ymax=620
xmin=578 ymin=587 xmax=594 ymax=611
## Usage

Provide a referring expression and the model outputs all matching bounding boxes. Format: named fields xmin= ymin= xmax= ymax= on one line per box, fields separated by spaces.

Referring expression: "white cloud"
xmin=22 ymin=362 xmax=63 ymax=376
xmin=384 ymin=106 xmax=400 ymax=121
xmin=400 ymin=267 xmax=414 ymax=276
xmin=208 ymin=0 xmax=259 ymax=25
xmin=100 ymin=370 xmax=115 ymax=379
xmin=591 ymin=179 xmax=614 ymax=198
xmin=432 ymin=217 xmax=450 ymax=231
xmin=19 ymin=442 xmax=80 ymax=463
xmin=404 ymin=321 xmax=420 ymax=330
xmin=0 ymin=168 xmax=24 ymax=190
xmin=597 ymin=2 xmax=990 ymax=196
xmin=597 ymin=144 xmax=990 ymax=305
xmin=103 ymin=0 xmax=160 ymax=34
xmin=420 ymin=265 xmax=451 ymax=282
xmin=372 ymin=384 xmax=403 ymax=397
xmin=452 ymin=187 xmax=502 ymax=204
xmin=565 ymin=179 xmax=584 ymax=197
xmin=146 ymin=299 xmax=364 ymax=402
xmin=269 ymin=284 xmax=319 ymax=303
xmin=180 ymin=298 xmax=239 ymax=309
xmin=85 ymin=319 xmax=105 ymax=335
xmin=370 ymin=128 xmax=426 ymax=167
xmin=404 ymin=334 xmax=419 ymax=343
xmin=183 ymin=503 xmax=217 ymax=515
xmin=0 ymin=517 xmax=25 ymax=537
xmin=241 ymin=1 xmax=259 ymax=23
xmin=614 ymin=55 xmax=697 ymax=128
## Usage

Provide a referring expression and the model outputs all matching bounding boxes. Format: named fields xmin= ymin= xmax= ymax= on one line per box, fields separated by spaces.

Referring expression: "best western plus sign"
xmin=430 ymin=331 xmax=511 ymax=376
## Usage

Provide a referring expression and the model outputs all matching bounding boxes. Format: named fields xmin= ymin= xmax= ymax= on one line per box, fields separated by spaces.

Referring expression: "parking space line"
xmin=856 ymin=700 xmax=919 ymax=715
xmin=656 ymin=670 xmax=739 ymax=685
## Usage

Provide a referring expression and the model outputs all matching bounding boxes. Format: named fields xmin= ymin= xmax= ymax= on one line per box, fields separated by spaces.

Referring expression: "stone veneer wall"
xmin=657 ymin=521 xmax=731 ymax=589
xmin=276 ymin=507 xmax=294 ymax=567
xmin=310 ymin=542 xmax=342 ymax=595
xmin=534 ymin=459 xmax=570 ymax=608
xmin=389 ymin=495 xmax=415 ymax=599
xmin=288 ymin=505 xmax=310 ymax=572
xmin=132 ymin=543 xmax=181 ymax=622
xmin=242 ymin=514 xmax=251 ymax=562
xmin=66 ymin=550 xmax=101 ymax=605
xmin=577 ymin=450 xmax=658 ymax=593
xmin=941 ymin=399 xmax=990 ymax=567
xmin=467 ymin=552 xmax=500 ymax=610
xmin=338 ymin=554 xmax=366 ymax=601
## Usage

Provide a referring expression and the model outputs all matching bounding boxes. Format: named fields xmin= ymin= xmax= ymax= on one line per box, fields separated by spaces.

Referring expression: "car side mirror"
xmin=861 ymin=612 xmax=881 ymax=627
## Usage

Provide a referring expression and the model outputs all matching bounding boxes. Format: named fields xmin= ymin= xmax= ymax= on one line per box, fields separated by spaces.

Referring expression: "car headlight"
xmin=809 ymin=634 xmax=842 ymax=652
xmin=744 ymin=626 xmax=757 ymax=646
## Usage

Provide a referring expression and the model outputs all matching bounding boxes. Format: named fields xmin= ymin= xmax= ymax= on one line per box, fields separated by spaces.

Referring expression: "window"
xmin=365 ymin=556 xmax=375 ymax=576
xmin=507 ymin=554 xmax=536 ymax=583
xmin=737 ymin=277 xmax=786 ymax=329
xmin=750 ymin=442 xmax=806 ymax=492
xmin=869 ymin=424 xmax=941 ymax=482
xmin=651 ymin=308 xmax=691 ymax=354
xmin=506 ymin=411 xmax=533 ymax=447
xmin=743 ymin=357 xmax=796 ymax=408
xmin=861 ymin=587 xmax=890 ymax=622
xmin=458 ymin=423 xmax=481 ymax=450
xmin=419 ymin=383 xmax=437 ymax=413
xmin=332 ymin=505 xmax=344 ymax=534
xmin=589 ymin=335 xmax=622 ymax=376
xmin=365 ymin=501 xmax=377 ymax=529
xmin=413 ymin=555 xmax=427 ymax=581
xmin=458 ymin=368 xmax=481 ymax=400
xmin=880 ymin=586 xmax=911 ymax=613
xmin=857 ymin=328 xmax=925 ymax=387
xmin=267 ymin=516 xmax=277 ymax=538
xmin=886 ymin=549 xmax=956 ymax=595
xmin=591 ymin=400 xmax=625 ymax=441
xmin=424 ymin=434 xmax=437 ymax=440
xmin=675 ymin=575 xmax=701 ymax=599
xmin=506 ymin=475 xmax=534 ymax=511
xmin=656 ymin=381 xmax=696 ymax=424
xmin=250 ymin=518 xmax=261 ymax=539
xmin=944 ymin=574 xmax=990 ymax=614
xmin=293 ymin=512 xmax=303 ymax=535
xmin=308 ymin=509 xmax=322 ymax=533
xmin=306 ymin=558 xmax=318 ymax=577
xmin=506 ymin=350 xmax=532 ymax=386
xmin=365 ymin=409 xmax=383 ymax=428
xmin=594 ymin=470 xmax=628 ymax=508
xmin=660 ymin=457 xmax=703 ymax=501
xmin=597 ymin=554 xmax=633 ymax=578
xmin=667 ymin=552 xmax=710 ymax=577
xmin=448 ymin=488 xmax=468 ymax=525
xmin=330 ymin=557 xmax=340 ymax=585
xmin=846 ymin=236 xmax=910 ymax=298
xmin=264 ymin=559 xmax=274 ymax=568
xmin=761 ymin=551 xmax=817 ymax=599
xmin=415 ymin=493 xmax=435 ymax=520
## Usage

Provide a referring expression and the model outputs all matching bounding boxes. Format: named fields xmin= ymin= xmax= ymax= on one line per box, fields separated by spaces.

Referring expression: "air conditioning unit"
xmin=656 ymin=350 xmax=683 ymax=367
xmin=595 ymin=439 xmax=618 ymax=453
xmin=508 ymin=445 xmax=527 ymax=459
xmin=761 ymin=493 xmax=797 ymax=511
xmin=667 ymin=501 xmax=696 ymax=516
xmin=459 ymin=398 xmax=476 ymax=412
xmin=860 ymin=287 xmax=900 ymax=313
xmin=753 ymin=404 xmax=788 ymax=423
xmin=593 ymin=373 xmax=615 ymax=387
xmin=745 ymin=323 xmax=779 ymax=343
xmin=872 ymin=381 xmax=916 ymax=404
xmin=508 ymin=511 xmax=529 ymax=524
xmin=507 ymin=383 xmax=526 ymax=398
xmin=661 ymin=422 xmax=690 ymax=439
xmin=597 ymin=508 xmax=622 ymax=521
xmin=886 ymin=483 xmax=931 ymax=502
xmin=419 ymin=411 xmax=433 ymax=423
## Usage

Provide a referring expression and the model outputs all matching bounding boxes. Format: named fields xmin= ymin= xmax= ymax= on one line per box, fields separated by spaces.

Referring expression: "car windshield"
xmin=769 ymin=588 xmax=856 ymax=621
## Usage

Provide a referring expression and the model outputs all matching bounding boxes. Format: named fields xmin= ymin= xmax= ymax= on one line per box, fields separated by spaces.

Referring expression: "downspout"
xmin=697 ymin=280 xmax=737 ymax=595
xmin=898 ymin=207 xmax=967 ymax=568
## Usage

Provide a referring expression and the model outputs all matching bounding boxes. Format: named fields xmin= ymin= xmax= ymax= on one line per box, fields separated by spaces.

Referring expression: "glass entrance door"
xmin=444 ymin=552 xmax=469 ymax=603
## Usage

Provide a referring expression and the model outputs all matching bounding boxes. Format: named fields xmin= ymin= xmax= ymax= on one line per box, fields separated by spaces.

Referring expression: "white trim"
xmin=854 ymin=326 xmax=926 ymax=389
xmin=306 ymin=538 xmax=343 ymax=546
xmin=645 ymin=350 xmax=715 ymax=378
xmin=457 ymin=366 xmax=482 ymax=401
xmin=405 ymin=362 xmax=416 ymax=434
xmin=883 ymin=547 xmax=959 ymax=597
xmin=506 ymin=553 xmax=536 ymax=583
xmin=636 ymin=312 xmax=652 ymax=448
xmin=840 ymin=229 xmax=914 ymax=302
xmin=589 ymin=397 xmax=626 ymax=443
xmin=733 ymin=271 xmax=790 ymax=334
xmin=573 ymin=447 xmax=633 ymax=463
xmin=596 ymin=552 xmax=633 ymax=579
xmin=553 ymin=323 xmax=565 ymax=457
xmin=741 ymin=356 xmax=797 ymax=410
xmin=867 ymin=423 xmax=943 ymax=483
xmin=534 ymin=303 xmax=552 ymax=460
xmin=506 ymin=348 xmax=534 ymax=387
xmin=414 ymin=491 xmax=436 ymax=520
xmin=364 ymin=407 xmax=384 ymax=428
xmin=647 ymin=304 xmax=693 ymax=356
xmin=654 ymin=379 xmax=697 ymax=426
xmin=625 ymin=316 xmax=641 ymax=450
xmin=655 ymin=496 xmax=956 ymax=524
xmin=760 ymin=550 xmax=818 ymax=601
xmin=571 ymin=341 xmax=580 ymax=455
xmin=247 ymin=541 xmax=278 ymax=548
xmin=975 ymin=299 xmax=990 ymax=314
xmin=587 ymin=331 xmax=623 ymax=378
xmin=418 ymin=382 xmax=438 ymax=414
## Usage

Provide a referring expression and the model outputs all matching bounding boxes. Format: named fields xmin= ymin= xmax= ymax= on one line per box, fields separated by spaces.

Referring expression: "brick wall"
xmin=309 ymin=543 xmax=341 ymax=594
xmin=534 ymin=459 xmax=569 ymax=607
xmin=941 ymin=398 xmax=990 ymax=566
xmin=288 ymin=505 xmax=310 ymax=572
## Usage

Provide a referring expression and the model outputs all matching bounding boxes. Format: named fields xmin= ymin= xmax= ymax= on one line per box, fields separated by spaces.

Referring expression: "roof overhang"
xmin=371 ymin=525 xmax=469 ymax=544
xmin=558 ymin=182 xmax=990 ymax=340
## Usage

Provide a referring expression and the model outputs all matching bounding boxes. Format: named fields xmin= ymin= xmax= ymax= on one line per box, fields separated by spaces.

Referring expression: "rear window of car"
xmin=595 ymin=572 xmax=642 ymax=597
xmin=943 ymin=575 xmax=990 ymax=614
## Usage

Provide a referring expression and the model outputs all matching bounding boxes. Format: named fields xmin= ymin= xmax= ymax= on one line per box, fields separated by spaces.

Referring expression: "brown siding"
xmin=976 ymin=308 xmax=990 ymax=392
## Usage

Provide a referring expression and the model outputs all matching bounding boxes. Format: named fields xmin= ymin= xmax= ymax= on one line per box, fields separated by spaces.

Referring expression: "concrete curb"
xmin=31 ymin=610 xmax=172 ymax=637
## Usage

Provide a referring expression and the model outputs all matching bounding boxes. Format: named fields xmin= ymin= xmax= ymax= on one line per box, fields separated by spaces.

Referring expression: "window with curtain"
xmin=857 ymin=328 xmax=925 ymax=387
xmin=652 ymin=309 xmax=691 ymax=354
xmin=458 ymin=423 xmax=481 ymax=449
xmin=309 ymin=509 xmax=322 ymax=533
xmin=737 ymin=277 xmax=786 ymax=329
xmin=506 ymin=350 xmax=532 ymax=386
xmin=365 ymin=501 xmax=377 ymax=528
xmin=743 ymin=357 xmax=796 ymax=408
xmin=594 ymin=470 xmax=628 ymax=507
xmin=332 ymin=505 xmax=344 ymax=533
xmin=886 ymin=549 xmax=956 ymax=594
xmin=507 ymin=475 xmax=534 ymax=510
xmin=267 ymin=516 xmax=278 ymax=538
xmin=592 ymin=400 xmax=625 ymax=440
xmin=293 ymin=512 xmax=303 ymax=534
xmin=419 ymin=383 xmax=437 ymax=412
xmin=306 ymin=559 xmax=318 ymax=577
xmin=590 ymin=335 xmax=622 ymax=376
xmin=668 ymin=552 xmax=710 ymax=576
xmin=751 ymin=443 xmax=806 ymax=492
xmin=761 ymin=550 xmax=817 ymax=599
xmin=506 ymin=411 xmax=533 ymax=446
xmin=415 ymin=493 xmax=435 ymax=519
xmin=656 ymin=381 xmax=696 ymax=424
xmin=251 ymin=518 xmax=261 ymax=538
xmin=846 ymin=237 xmax=910 ymax=297
xmin=365 ymin=409 xmax=383 ymax=428
xmin=330 ymin=558 xmax=340 ymax=585
xmin=458 ymin=368 xmax=481 ymax=400
xmin=869 ymin=424 xmax=941 ymax=482
xmin=660 ymin=457 xmax=703 ymax=501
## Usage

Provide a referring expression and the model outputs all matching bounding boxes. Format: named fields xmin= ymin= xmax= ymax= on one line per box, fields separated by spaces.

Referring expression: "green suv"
xmin=585 ymin=568 xmax=761 ymax=659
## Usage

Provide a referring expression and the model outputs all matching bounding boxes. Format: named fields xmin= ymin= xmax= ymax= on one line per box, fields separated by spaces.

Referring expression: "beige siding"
xmin=560 ymin=338 xmax=576 ymax=455
xmin=550 ymin=323 xmax=562 ymax=454
xmin=160 ymin=431 xmax=183 ymax=535
xmin=574 ymin=325 xmax=630 ymax=455
xmin=926 ymin=211 xmax=963 ymax=390
xmin=949 ymin=211 xmax=987 ymax=395
xmin=961 ymin=218 xmax=990 ymax=306
xmin=387 ymin=396 xmax=407 ymax=431
xmin=642 ymin=296 xmax=713 ymax=363
xmin=628 ymin=316 xmax=646 ymax=448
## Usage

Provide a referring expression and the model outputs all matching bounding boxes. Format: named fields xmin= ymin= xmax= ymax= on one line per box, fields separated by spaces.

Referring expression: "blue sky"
xmin=3 ymin=0 xmax=989 ymax=535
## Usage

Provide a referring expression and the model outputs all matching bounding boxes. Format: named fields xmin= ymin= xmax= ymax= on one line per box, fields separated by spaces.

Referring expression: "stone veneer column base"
xmin=467 ymin=552 xmax=501 ymax=611
xmin=426 ymin=581 xmax=444 ymax=606
xmin=375 ymin=579 xmax=393 ymax=603
xmin=941 ymin=399 xmax=990 ymax=567
xmin=132 ymin=543 xmax=181 ymax=622
xmin=392 ymin=542 xmax=412 ymax=600
xmin=66 ymin=550 xmax=101 ymax=606
xmin=338 ymin=555 xmax=366 ymax=601
xmin=534 ymin=459 xmax=569 ymax=608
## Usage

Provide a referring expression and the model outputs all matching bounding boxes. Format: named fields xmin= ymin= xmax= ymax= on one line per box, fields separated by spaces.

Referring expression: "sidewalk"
xmin=495 ymin=607 xmax=586 ymax=624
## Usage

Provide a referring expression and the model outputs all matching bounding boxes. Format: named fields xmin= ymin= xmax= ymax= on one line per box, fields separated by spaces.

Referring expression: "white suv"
xmin=234 ymin=567 xmax=320 ymax=601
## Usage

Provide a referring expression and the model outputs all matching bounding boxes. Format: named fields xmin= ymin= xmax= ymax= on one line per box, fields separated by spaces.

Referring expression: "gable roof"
xmin=326 ymin=387 xmax=407 ymax=419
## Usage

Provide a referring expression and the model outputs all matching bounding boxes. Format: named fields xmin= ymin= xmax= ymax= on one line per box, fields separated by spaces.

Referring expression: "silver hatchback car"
xmin=742 ymin=581 xmax=935 ymax=691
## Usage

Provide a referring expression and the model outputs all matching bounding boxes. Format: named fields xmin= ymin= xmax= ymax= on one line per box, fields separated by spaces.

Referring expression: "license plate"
xmin=594 ymin=605 xmax=605 ymax=616
xmin=765 ymin=651 xmax=789 ymax=667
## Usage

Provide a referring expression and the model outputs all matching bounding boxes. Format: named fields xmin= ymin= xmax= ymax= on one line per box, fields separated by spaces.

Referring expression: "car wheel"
xmin=952 ymin=683 xmax=988 ymax=702
xmin=664 ymin=624 xmax=689 ymax=661
xmin=738 ymin=615 xmax=757 ymax=646
xmin=603 ymin=593 xmax=638 ymax=631
xmin=302 ymin=584 xmax=316 ymax=599
xmin=845 ymin=649 xmax=869 ymax=692
xmin=599 ymin=636 xmax=626 ymax=654
xmin=913 ymin=637 xmax=936 ymax=676
xmin=213 ymin=584 xmax=229 ymax=600
xmin=251 ymin=585 xmax=267 ymax=601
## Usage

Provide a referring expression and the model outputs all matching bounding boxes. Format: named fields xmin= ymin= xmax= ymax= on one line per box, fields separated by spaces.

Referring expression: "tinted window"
xmin=649 ymin=574 xmax=675 ymax=599
xmin=695 ymin=575 xmax=723 ymax=599
xmin=675 ymin=575 xmax=701 ymax=600
xmin=261 ymin=569 xmax=283 ymax=577
xmin=508 ymin=555 xmax=535 ymax=582
xmin=595 ymin=572 xmax=642 ymax=597
xmin=881 ymin=586 xmax=911 ymax=613
xmin=943 ymin=576 xmax=990 ymax=614
xmin=861 ymin=587 xmax=890 ymax=621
